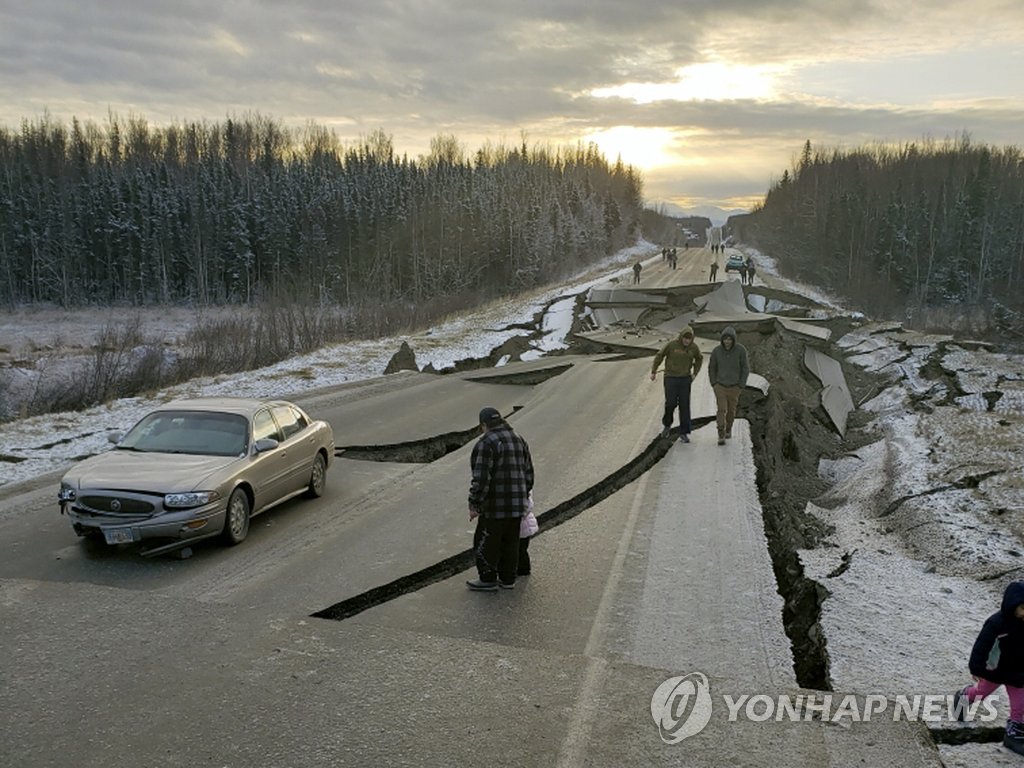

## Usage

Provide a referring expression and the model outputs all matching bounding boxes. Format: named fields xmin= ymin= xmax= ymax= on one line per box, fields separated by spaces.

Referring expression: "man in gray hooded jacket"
xmin=708 ymin=327 xmax=749 ymax=445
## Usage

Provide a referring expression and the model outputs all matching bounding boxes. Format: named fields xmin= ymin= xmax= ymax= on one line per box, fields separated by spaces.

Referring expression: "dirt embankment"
xmin=732 ymin=319 xmax=890 ymax=688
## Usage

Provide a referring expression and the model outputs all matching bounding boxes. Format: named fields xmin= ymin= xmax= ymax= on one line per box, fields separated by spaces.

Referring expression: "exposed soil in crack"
xmin=929 ymin=724 xmax=1006 ymax=745
xmin=463 ymin=362 xmax=574 ymax=386
xmin=918 ymin=347 xmax=968 ymax=405
xmin=339 ymin=406 xmax=524 ymax=463
xmin=339 ymin=428 xmax=484 ymax=464
xmin=738 ymin=318 xmax=887 ymax=690
xmin=879 ymin=470 xmax=1005 ymax=517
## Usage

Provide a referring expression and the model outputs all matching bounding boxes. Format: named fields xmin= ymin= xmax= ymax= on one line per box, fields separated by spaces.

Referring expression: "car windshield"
xmin=118 ymin=410 xmax=249 ymax=457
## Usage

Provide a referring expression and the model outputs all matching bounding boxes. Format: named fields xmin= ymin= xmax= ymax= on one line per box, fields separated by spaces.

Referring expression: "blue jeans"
xmin=662 ymin=375 xmax=692 ymax=434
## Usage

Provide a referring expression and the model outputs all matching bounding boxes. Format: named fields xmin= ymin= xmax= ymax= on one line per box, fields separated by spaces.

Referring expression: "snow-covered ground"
xmin=736 ymin=244 xmax=855 ymax=317
xmin=0 ymin=241 xmax=659 ymax=488
xmin=804 ymin=321 xmax=1024 ymax=744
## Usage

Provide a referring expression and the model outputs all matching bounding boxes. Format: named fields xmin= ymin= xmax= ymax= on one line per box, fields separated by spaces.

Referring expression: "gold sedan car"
xmin=58 ymin=397 xmax=334 ymax=556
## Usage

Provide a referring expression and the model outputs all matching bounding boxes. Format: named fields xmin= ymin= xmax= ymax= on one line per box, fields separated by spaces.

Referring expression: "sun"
xmin=592 ymin=62 xmax=779 ymax=103
xmin=583 ymin=126 xmax=675 ymax=170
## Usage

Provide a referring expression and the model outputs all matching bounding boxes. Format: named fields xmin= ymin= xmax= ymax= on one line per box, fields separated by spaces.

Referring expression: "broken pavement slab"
xmin=803 ymin=346 xmax=855 ymax=436
xmin=694 ymin=278 xmax=749 ymax=315
xmin=653 ymin=311 xmax=700 ymax=334
xmin=590 ymin=306 xmax=649 ymax=327
xmin=588 ymin=287 xmax=668 ymax=305
xmin=777 ymin=317 xmax=832 ymax=341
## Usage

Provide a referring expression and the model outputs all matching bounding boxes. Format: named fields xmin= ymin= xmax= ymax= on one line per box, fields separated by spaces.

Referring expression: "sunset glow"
xmin=584 ymin=126 xmax=675 ymax=170
xmin=1 ymin=1 xmax=1021 ymax=214
xmin=591 ymin=62 xmax=780 ymax=103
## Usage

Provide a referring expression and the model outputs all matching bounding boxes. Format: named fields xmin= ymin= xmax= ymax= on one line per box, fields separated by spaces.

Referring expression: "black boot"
xmin=1004 ymin=719 xmax=1024 ymax=756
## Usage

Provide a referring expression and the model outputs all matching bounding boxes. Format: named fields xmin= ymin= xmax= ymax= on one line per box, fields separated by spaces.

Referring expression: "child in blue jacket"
xmin=955 ymin=581 xmax=1024 ymax=755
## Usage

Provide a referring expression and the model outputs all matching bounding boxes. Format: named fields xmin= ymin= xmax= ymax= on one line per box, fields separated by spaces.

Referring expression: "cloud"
xmin=1 ymin=0 xmax=1022 ymax=208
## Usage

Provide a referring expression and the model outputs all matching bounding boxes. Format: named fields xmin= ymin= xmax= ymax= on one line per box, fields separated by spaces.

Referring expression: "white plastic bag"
xmin=520 ymin=491 xmax=538 ymax=537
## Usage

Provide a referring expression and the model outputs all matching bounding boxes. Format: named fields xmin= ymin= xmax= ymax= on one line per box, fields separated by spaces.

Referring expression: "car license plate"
xmin=103 ymin=528 xmax=135 ymax=545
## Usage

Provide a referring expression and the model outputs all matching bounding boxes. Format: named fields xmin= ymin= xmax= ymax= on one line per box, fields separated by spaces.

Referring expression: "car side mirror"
xmin=107 ymin=432 xmax=123 ymax=444
xmin=253 ymin=438 xmax=279 ymax=453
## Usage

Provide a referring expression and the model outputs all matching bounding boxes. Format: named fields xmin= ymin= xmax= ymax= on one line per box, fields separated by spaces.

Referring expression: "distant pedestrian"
xmin=953 ymin=581 xmax=1024 ymax=754
xmin=467 ymin=407 xmax=534 ymax=591
xmin=709 ymin=261 xmax=719 ymax=282
xmin=650 ymin=326 xmax=703 ymax=443
xmin=708 ymin=327 xmax=749 ymax=445
xmin=633 ymin=261 xmax=642 ymax=284
xmin=738 ymin=264 xmax=747 ymax=284
xmin=670 ymin=248 xmax=678 ymax=270
xmin=746 ymin=259 xmax=756 ymax=285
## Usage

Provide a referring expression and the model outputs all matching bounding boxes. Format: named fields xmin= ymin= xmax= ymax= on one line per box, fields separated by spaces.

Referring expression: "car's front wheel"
xmin=221 ymin=488 xmax=250 ymax=545
xmin=304 ymin=453 xmax=327 ymax=498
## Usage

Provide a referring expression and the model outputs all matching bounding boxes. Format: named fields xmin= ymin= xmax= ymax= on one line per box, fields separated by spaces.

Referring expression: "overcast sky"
xmin=2 ymin=0 xmax=1022 ymax=216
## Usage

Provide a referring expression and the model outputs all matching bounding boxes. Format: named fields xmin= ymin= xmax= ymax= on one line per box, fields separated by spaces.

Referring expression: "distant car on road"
xmin=725 ymin=254 xmax=746 ymax=272
xmin=57 ymin=397 xmax=334 ymax=556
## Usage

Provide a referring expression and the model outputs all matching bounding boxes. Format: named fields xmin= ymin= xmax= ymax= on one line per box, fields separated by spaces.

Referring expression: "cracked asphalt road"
xmin=0 ymin=251 xmax=947 ymax=767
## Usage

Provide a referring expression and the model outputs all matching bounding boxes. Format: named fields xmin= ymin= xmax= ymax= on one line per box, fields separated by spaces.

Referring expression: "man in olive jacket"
xmin=708 ymin=326 xmax=749 ymax=445
xmin=650 ymin=325 xmax=703 ymax=442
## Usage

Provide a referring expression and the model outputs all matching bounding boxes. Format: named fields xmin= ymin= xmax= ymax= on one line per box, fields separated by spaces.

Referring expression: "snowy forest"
xmin=0 ymin=114 xmax=643 ymax=314
xmin=729 ymin=137 xmax=1024 ymax=336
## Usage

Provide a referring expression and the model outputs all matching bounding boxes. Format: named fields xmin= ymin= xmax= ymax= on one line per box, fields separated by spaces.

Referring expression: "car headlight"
xmin=58 ymin=483 xmax=76 ymax=502
xmin=164 ymin=491 xmax=221 ymax=509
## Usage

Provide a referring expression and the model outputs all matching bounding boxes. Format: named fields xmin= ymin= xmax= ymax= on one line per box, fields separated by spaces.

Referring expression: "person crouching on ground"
xmin=708 ymin=327 xmax=749 ymax=445
xmin=467 ymin=407 xmax=534 ymax=592
xmin=954 ymin=581 xmax=1024 ymax=755
xmin=650 ymin=326 xmax=702 ymax=443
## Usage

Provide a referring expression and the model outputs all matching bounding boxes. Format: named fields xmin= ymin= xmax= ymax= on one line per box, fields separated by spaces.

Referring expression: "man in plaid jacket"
xmin=467 ymin=407 xmax=534 ymax=591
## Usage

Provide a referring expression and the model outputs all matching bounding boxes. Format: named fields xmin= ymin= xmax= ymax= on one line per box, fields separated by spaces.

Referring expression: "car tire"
xmin=304 ymin=452 xmax=327 ymax=499
xmin=221 ymin=488 xmax=250 ymax=545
